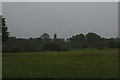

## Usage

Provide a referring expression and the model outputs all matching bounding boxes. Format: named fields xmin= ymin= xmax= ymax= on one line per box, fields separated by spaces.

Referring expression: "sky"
xmin=2 ymin=2 xmax=118 ymax=39
xmin=0 ymin=1 xmax=1 ymax=15
xmin=119 ymin=2 xmax=120 ymax=38
xmin=0 ymin=1 xmax=2 ymax=35
xmin=2 ymin=0 xmax=119 ymax=2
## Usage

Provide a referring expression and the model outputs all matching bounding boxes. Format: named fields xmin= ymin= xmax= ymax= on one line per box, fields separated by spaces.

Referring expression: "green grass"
xmin=2 ymin=48 xmax=118 ymax=78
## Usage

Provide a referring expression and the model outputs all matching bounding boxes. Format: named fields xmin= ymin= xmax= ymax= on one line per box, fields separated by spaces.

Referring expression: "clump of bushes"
xmin=43 ymin=42 xmax=61 ymax=51
xmin=43 ymin=41 xmax=69 ymax=51
xmin=97 ymin=46 xmax=104 ymax=50
xmin=108 ymin=40 xmax=118 ymax=48
xmin=2 ymin=32 xmax=119 ymax=53
xmin=2 ymin=38 xmax=69 ymax=53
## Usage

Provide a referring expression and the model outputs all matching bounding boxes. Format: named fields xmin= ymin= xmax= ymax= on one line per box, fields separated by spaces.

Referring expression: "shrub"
xmin=43 ymin=42 xmax=60 ymax=51
xmin=43 ymin=41 xmax=69 ymax=51
xmin=97 ymin=46 xmax=104 ymax=50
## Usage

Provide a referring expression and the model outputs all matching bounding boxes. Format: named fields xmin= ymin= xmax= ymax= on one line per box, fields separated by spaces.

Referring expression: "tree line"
xmin=2 ymin=17 xmax=119 ymax=53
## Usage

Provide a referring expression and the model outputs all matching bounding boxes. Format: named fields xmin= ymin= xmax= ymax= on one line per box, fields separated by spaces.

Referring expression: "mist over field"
xmin=2 ymin=2 xmax=119 ymax=78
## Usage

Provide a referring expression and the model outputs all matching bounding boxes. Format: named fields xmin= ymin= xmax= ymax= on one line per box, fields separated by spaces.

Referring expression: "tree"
xmin=2 ymin=17 xmax=9 ymax=41
xmin=69 ymin=33 xmax=85 ymax=43
xmin=43 ymin=42 xmax=60 ymax=51
xmin=78 ymin=34 xmax=85 ymax=41
xmin=108 ymin=39 xmax=118 ymax=48
xmin=41 ymin=33 xmax=50 ymax=41
xmin=86 ymin=32 xmax=101 ymax=42
xmin=68 ymin=34 xmax=86 ymax=48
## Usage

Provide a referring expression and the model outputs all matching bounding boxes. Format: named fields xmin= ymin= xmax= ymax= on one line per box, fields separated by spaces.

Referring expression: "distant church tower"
xmin=54 ymin=34 xmax=57 ymax=40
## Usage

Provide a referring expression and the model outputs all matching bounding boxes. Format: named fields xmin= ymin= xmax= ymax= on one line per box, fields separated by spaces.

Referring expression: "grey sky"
xmin=0 ymin=2 xmax=1 ymax=15
xmin=3 ymin=2 xmax=118 ymax=39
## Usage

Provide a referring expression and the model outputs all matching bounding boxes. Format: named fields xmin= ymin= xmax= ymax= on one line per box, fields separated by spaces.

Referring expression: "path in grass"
xmin=2 ymin=48 xmax=118 ymax=78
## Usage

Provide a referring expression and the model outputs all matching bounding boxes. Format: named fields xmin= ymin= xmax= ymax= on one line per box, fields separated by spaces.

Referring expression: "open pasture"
xmin=2 ymin=48 xmax=118 ymax=78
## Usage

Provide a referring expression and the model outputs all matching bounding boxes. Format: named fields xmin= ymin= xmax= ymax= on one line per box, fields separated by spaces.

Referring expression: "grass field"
xmin=2 ymin=48 xmax=118 ymax=78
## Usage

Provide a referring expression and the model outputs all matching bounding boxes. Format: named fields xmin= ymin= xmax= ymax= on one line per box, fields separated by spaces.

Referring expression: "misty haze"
xmin=3 ymin=2 xmax=118 ymax=39
xmin=2 ymin=2 xmax=119 ymax=78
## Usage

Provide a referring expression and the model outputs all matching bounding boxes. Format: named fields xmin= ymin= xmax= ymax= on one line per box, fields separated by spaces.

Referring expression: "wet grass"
xmin=2 ymin=48 xmax=118 ymax=78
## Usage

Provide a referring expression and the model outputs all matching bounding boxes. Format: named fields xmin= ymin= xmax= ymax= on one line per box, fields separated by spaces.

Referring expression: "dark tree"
xmin=78 ymin=34 xmax=86 ymax=41
xmin=43 ymin=42 xmax=60 ymax=51
xmin=2 ymin=17 xmax=9 ymax=41
xmin=108 ymin=39 xmax=118 ymax=48
xmin=69 ymin=33 xmax=85 ymax=43
xmin=41 ymin=33 xmax=50 ymax=41
xmin=86 ymin=32 xmax=101 ymax=42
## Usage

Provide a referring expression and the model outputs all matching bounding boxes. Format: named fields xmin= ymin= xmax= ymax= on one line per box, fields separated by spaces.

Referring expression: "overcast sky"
xmin=2 ymin=0 xmax=119 ymax=2
xmin=0 ymin=1 xmax=1 ymax=15
xmin=3 ymin=2 xmax=118 ymax=39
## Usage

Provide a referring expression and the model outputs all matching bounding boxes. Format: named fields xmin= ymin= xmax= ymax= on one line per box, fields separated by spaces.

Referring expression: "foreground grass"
xmin=2 ymin=48 xmax=118 ymax=78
